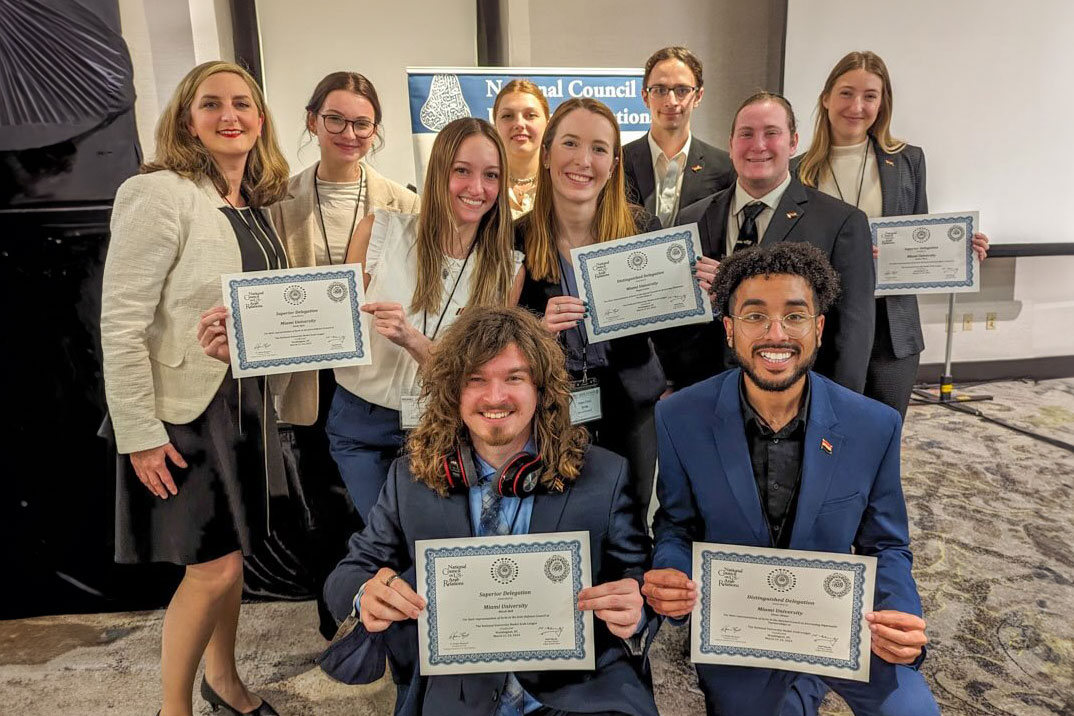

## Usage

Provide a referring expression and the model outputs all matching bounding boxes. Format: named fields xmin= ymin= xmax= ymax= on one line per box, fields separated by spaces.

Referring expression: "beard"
xmin=730 ymin=341 xmax=818 ymax=392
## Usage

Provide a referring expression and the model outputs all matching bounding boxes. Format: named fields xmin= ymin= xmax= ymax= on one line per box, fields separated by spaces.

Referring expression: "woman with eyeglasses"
xmin=796 ymin=51 xmax=989 ymax=416
xmin=492 ymin=79 xmax=550 ymax=217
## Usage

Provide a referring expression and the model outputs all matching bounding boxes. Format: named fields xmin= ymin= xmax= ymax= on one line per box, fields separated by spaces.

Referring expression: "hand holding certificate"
xmin=871 ymin=211 xmax=980 ymax=295
xmin=221 ymin=264 xmax=371 ymax=377
xmin=569 ymin=223 xmax=712 ymax=343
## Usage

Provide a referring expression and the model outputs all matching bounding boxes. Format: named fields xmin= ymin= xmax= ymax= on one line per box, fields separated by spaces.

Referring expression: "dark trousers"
xmin=864 ymin=325 xmax=921 ymax=419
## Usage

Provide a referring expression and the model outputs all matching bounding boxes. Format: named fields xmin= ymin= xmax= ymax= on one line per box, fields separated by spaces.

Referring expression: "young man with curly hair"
xmin=643 ymin=243 xmax=938 ymax=715
xmin=325 ymin=306 xmax=658 ymax=716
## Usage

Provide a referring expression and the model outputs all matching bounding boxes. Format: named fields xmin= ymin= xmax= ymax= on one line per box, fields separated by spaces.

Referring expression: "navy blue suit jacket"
xmin=324 ymin=446 xmax=659 ymax=716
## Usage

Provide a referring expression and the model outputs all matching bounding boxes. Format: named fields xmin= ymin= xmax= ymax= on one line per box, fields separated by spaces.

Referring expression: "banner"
xmin=406 ymin=67 xmax=649 ymax=188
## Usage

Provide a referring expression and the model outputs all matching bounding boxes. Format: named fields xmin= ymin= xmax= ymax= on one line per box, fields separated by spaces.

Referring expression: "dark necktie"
xmin=735 ymin=201 xmax=766 ymax=252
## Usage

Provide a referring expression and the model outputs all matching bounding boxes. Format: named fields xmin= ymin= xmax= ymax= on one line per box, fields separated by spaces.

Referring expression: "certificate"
xmin=221 ymin=264 xmax=371 ymax=377
xmin=416 ymin=531 xmax=594 ymax=675
xmin=569 ymin=224 xmax=712 ymax=343
xmin=692 ymin=543 xmax=876 ymax=682
xmin=871 ymin=211 xmax=980 ymax=296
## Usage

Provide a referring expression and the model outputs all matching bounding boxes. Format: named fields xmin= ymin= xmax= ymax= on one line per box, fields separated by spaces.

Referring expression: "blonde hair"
xmin=143 ymin=61 xmax=288 ymax=207
xmin=411 ymin=118 xmax=516 ymax=315
xmin=521 ymin=98 xmax=641 ymax=283
xmin=798 ymin=51 xmax=906 ymax=188
xmin=407 ymin=306 xmax=589 ymax=495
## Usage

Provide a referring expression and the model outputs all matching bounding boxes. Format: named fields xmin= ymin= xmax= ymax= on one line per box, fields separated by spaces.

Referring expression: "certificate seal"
xmin=627 ymin=252 xmax=648 ymax=271
xmin=823 ymin=572 xmax=852 ymax=598
xmin=665 ymin=244 xmax=686 ymax=264
xmin=490 ymin=557 xmax=518 ymax=585
xmin=947 ymin=225 xmax=966 ymax=242
xmin=767 ymin=569 xmax=796 ymax=593
xmin=911 ymin=227 xmax=931 ymax=243
xmin=543 ymin=555 xmax=569 ymax=583
xmin=326 ymin=281 xmax=348 ymax=302
xmin=283 ymin=285 xmax=308 ymax=305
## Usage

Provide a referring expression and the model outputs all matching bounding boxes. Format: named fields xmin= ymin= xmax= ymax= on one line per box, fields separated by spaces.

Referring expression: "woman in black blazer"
xmin=797 ymin=50 xmax=988 ymax=416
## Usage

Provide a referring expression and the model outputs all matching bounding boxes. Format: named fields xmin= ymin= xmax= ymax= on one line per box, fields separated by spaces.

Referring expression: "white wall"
xmin=256 ymin=0 xmax=478 ymax=189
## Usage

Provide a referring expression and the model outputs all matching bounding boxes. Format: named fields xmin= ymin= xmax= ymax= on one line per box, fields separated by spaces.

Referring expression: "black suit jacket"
xmin=654 ymin=176 xmax=875 ymax=392
xmin=324 ymin=447 xmax=659 ymax=716
xmin=623 ymin=134 xmax=734 ymax=222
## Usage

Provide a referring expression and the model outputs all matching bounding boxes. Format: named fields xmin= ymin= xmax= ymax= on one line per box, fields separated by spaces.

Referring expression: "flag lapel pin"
xmin=884 ymin=159 xmax=895 ymax=167
xmin=786 ymin=211 xmax=799 ymax=219
xmin=691 ymin=164 xmax=702 ymax=173
xmin=820 ymin=438 xmax=833 ymax=454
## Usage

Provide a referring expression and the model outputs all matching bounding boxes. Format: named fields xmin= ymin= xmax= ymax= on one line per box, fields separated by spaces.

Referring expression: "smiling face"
xmin=447 ymin=134 xmax=502 ymax=232
xmin=544 ymin=108 xmax=617 ymax=208
xmin=722 ymin=274 xmax=824 ymax=392
xmin=495 ymin=91 xmax=549 ymax=164
xmin=822 ymin=68 xmax=884 ymax=146
xmin=460 ymin=343 xmax=538 ymax=458
xmin=308 ymin=89 xmax=376 ymax=167
xmin=186 ymin=71 xmax=263 ymax=163
xmin=729 ymin=100 xmax=798 ymax=198
xmin=643 ymin=58 xmax=703 ymax=135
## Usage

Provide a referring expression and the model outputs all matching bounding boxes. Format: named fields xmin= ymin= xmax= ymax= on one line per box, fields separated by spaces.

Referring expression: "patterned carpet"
xmin=1 ymin=379 xmax=1071 ymax=715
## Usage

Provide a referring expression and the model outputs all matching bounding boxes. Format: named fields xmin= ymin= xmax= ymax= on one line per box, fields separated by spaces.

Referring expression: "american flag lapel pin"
xmin=691 ymin=164 xmax=702 ymax=172
xmin=884 ymin=159 xmax=895 ymax=167
xmin=786 ymin=211 xmax=798 ymax=219
xmin=820 ymin=438 xmax=833 ymax=455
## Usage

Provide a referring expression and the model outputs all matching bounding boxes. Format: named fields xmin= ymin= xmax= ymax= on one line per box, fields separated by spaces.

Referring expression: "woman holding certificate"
xmin=326 ymin=117 xmax=523 ymax=521
xmin=492 ymin=79 xmax=550 ymax=217
xmin=515 ymin=98 xmax=715 ymax=514
xmin=101 ymin=61 xmax=288 ymax=716
xmin=797 ymin=50 xmax=989 ymax=415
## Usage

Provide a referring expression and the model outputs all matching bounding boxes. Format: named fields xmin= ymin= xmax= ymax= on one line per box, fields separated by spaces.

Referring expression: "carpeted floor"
xmin=2 ymin=379 xmax=1072 ymax=715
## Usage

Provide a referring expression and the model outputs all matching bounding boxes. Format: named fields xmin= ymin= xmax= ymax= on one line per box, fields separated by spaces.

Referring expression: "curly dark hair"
xmin=712 ymin=243 xmax=841 ymax=319
xmin=406 ymin=306 xmax=589 ymax=495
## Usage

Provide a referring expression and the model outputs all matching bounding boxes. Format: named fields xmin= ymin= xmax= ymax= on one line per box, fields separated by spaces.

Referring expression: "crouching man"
xmin=326 ymin=306 xmax=659 ymax=716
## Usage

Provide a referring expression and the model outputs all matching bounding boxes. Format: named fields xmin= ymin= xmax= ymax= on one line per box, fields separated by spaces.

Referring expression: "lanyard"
xmin=313 ymin=162 xmax=364 ymax=265
xmin=826 ymin=141 xmax=869 ymax=209
xmin=556 ymin=252 xmax=590 ymax=381
xmin=422 ymin=239 xmax=477 ymax=340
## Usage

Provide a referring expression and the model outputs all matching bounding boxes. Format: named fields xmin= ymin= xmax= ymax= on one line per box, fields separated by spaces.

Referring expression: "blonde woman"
xmin=492 ymin=79 xmax=549 ymax=216
xmin=326 ymin=117 xmax=524 ymax=521
xmin=101 ymin=61 xmax=288 ymax=716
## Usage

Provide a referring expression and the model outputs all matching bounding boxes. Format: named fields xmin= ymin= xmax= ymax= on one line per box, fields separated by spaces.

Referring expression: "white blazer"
xmin=101 ymin=170 xmax=242 ymax=454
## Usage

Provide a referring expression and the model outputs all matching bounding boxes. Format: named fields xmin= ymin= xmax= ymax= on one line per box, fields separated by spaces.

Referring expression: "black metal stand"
xmin=911 ymin=294 xmax=993 ymax=405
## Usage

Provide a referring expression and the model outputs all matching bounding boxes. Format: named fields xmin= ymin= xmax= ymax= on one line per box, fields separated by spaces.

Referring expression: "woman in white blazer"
xmin=101 ymin=61 xmax=289 ymax=716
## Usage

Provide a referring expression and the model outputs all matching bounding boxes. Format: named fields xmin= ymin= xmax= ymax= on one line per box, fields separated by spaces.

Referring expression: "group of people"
xmin=99 ymin=45 xmax=990 ymax=716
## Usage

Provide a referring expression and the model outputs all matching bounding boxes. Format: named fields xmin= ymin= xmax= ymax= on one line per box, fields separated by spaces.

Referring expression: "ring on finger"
xmin=385 ymin=573 xmax=401 ymax=588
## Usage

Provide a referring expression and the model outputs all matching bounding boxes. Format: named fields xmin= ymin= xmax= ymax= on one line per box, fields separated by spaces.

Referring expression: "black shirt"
xmin=739 ymin=375 xmax=810 ymax=548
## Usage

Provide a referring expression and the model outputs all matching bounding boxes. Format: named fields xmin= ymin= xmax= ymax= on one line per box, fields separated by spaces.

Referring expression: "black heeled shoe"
xmin=200 ymin=677 xmax=279 ymax=716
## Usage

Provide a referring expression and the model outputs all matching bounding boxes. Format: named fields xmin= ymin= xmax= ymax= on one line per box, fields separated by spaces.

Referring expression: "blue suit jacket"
xmin=653 ymin=369 xmax=922 ymax=617
xmin=324 ymin=445 xmax=659 ymax=716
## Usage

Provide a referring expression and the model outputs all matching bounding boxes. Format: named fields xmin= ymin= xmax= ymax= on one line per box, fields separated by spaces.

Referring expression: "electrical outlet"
xmin=986 ymin=312 xmax=997 ymax=330
xmin=962 ymin=313 xmax=973 ymax=331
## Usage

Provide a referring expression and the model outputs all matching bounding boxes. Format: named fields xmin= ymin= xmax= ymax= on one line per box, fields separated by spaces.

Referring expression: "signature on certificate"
xmin=448 ymin=631 xmax=470 ymax=641
xmin=539 ymin=626 xmax=564 ymax=638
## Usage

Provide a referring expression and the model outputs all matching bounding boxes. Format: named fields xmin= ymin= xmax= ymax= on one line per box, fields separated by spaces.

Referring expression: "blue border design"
xmin=227 ymin=269 xmax=365 ymax=370
xmin=577 ymin=231 xmax=707 ymax=336
xmin=870 ymin=215 xmax=976 ymax=291
xmin=699 ymin=550 xmax=866 ymax=672
xmin=423 ymin=539 xmax=587 ymax=665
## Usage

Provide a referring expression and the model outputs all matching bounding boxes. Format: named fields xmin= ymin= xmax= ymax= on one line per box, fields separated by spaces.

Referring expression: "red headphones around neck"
xmin=441 ymin=444 xmax=547 ymax=497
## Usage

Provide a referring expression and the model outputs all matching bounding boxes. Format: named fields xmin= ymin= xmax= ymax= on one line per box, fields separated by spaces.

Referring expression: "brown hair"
xmin=407 ymin=306 xmax=589 ymax=495
xmin=643 ymin=46 xmax=703 ymax=88
xmin=143 ymin=61 xmax=288 ymax=207
xmin=492 ymin=79 xmax=550 ymax=121
xmin=412 ymin=118 xmax=516 ymax=315
xmin=798 ymin=51 xmax=906 ymax=188
xmin=730 ymin=91 xmax=797 ymax=137
xmin=521 ymin=98 xmax=640 ymax=283
xmin=304 ymin=71 xmax=384 ymax=152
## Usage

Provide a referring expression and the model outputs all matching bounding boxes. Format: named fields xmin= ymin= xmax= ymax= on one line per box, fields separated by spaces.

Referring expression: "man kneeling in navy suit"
xmin=325 ymin=306 xmax=659 ymax=716
xmin=642 ymin=243 xmax=938 ymax=715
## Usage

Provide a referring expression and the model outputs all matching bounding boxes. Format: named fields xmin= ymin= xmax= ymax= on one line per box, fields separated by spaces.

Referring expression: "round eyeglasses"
xmin=320 ymin=113 xmax=377 ymax=138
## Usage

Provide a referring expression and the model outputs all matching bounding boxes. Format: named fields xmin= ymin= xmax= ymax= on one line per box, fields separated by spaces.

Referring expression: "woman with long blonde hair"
xmin=102 ymin=60 xmax=288 ymax=716
xmin=492 ymin=79 xmax=550 ymax=216
xmin=326 ymin=117 xmax=524 ymax=522
xmin=797 ymin=51 xmax=989 ymax=416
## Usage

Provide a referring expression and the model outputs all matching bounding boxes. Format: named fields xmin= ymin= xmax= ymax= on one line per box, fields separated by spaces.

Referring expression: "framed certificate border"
xmin=870 ymin=213 xmax=978 ymax=294
xmin=575 ymin=228 xmax=708 ymax=337
xmin=697 ymin=549 xmax=868 ymax=674
xmin=422 ymin=537 xmax=588 ymax=667
xmin=225 ymin=267 xmax=366 ymax=373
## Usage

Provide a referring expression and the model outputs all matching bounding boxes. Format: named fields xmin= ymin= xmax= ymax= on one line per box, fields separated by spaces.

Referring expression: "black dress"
xmin=114 ymin=206 xmax=288 ymax=565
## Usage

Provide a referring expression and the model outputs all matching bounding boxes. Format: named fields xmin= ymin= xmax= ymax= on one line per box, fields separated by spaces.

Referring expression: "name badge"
xmin=399 ymin=392 xmax=428 ymax=429
xmin=569 ymin=379 xmax=602 ymax=425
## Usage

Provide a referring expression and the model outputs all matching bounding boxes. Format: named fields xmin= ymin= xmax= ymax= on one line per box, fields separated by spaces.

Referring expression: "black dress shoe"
xmin=200 ymin=677 xmax=279 ymax=716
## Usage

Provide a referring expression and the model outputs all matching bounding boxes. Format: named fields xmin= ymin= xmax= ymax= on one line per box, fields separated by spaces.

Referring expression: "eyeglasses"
xmin=728 ymin=311 xmax=818 ymax=339
xmin=645 ymin=85 xmax=698 ymax=100
xmin=320 ymin=113 xmax=377 ymax=138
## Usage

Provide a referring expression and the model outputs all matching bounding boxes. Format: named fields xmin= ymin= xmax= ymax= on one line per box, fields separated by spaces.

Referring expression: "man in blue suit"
xmin=325 ymin=306 xmax=658 ymax=716
xmin=642 ymin=243 xmax=938 ymax=715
